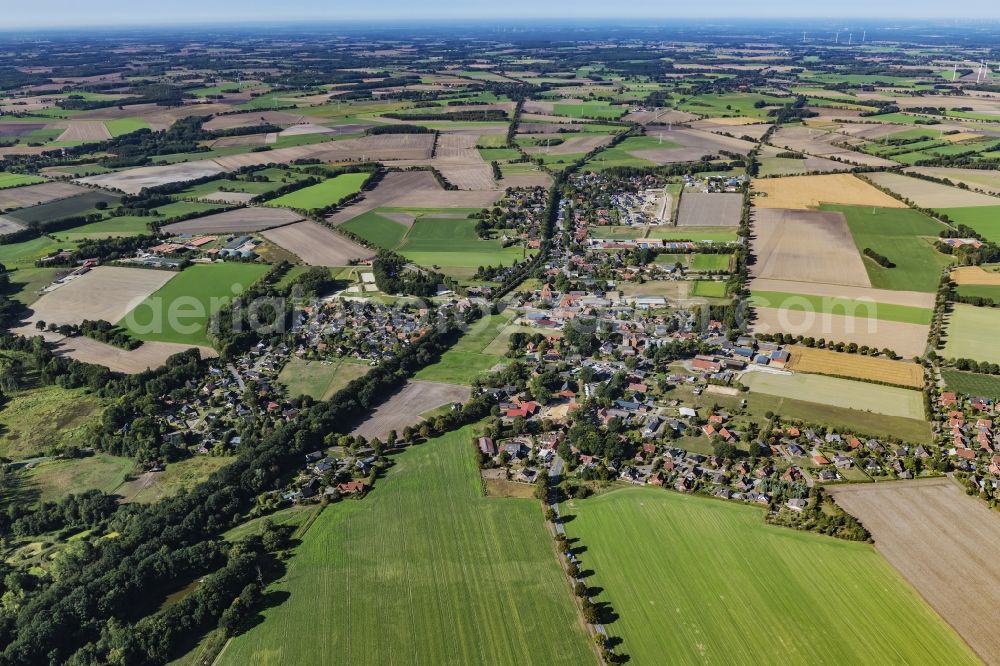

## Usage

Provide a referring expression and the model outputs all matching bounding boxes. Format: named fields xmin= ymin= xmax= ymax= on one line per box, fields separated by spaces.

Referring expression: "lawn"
xmin=741 ymin=371 xmax=926 ymax=420
xmin=5 ymin=266 xmax=61 ymax=304
xmin=265 ymin=172 xmax=371 ymax=211
xmin=560 ymin=488 xmax=978 ymax=665
xmin=0 ymin=385 xmax=104 ymax=460
xmin=104 ymin=117 xmax=150 ymax=137
xmin=943 ymin=369 xmax=1000 ymax=399
xmin=822 ymin=204 xmax=952 ymax=292
xmin=689 ymin=253 xmax=732 ymax=272
xmin=943 ymin=303 xmax=1000 ymax=364
xmin=0 ymin=172 xmax=45 ymax=189
xmin=119 ymin=263 xmax=271 ymax=347
xmin=955 ymin=284 xmax=1000 ymax=301
xmin=750 ymin=291 xmax=933 ymax=325
xmin=220 ymin=425 xmax=593 ymax=666
xmin=691 ymin=280 xmax=727 ymax=298
xmin=24 ymin=454 xmax=133 ymax=503
xmin=937 ymin=206 xmax=1000 ymax=243
xmin=413 ymin=312 xmax=511 ymax=384
xmin=277 ymin=356 xmax=370 ymax=400
xmin=0 ymin=236 xmax=75 ymax=268
xmin=339 ymin=210 xmax=408 ymax=249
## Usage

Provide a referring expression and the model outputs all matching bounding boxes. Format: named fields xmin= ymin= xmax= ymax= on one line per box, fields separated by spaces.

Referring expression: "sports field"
xmin=221 ymin=425 xmax=593 ymax=666
xmin=119 ymin=263 xmax=270 ymax=347
xmin=942 ymin=303 xmax=1000 ymax=364
xmin=741 ymin=371 xmax=926 ymax=420
xmin=266 ymin=172 xmax=370 ymax=210
xmin=691 ymin=280 xmax=727 ymax=298
xmin=822 ymin=204 xmax=952 ymax=292
xmin=786 ymin=346 xmax=925 ymax=388
xmin=561 ymin=488 xmax=976 ymax=666
xmin=750 ymin=291 xmax=933 ymax=325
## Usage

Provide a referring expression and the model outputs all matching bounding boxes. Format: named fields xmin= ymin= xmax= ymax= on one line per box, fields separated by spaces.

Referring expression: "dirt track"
xmin=830 ymin=478 xmax=1000 ymax=665
xmin=351 ymin=380 xmax=471 ymax=441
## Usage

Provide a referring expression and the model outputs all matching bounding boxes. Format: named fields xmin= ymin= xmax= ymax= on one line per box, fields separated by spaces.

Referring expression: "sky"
xmin=4 ymin=1 xmax=1000 ymax=28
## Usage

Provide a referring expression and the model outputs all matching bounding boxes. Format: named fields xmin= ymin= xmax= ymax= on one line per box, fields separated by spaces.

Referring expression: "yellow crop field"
xmin=751 ymin=174 xmax=906 ymax=210
xmin=951 ymin=265 xmax=1000 ymax=285
xmin=786 ymin=346 xmax=924 ymax=388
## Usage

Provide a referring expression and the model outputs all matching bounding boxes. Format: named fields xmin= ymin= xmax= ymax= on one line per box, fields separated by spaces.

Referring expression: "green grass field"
xmin=677 ymin=92 xmax=787 ymax=119
xmin=0 ymin=172 xmax=45 ymax=189
xmin=413 ymin=312 xmax=511 ymax=384
xmin=742 ymin=371 xmax=925 ymax=420
xmin=51 ymin=215 xmax=152 ymax=242
xmin=937 ymin=205 xmax=1000 ymax=243
xmin=750 ymin=291 xmax=933 ymax=325
xmin=339 ymin=210 xmax=408 ymax=249
xmin=691 ymin=280 xmax=727 ymax=298
xmin=24 ymin=454 xmax=133 ymax=503
xmin=120 ymin=263 xmax=270 ymax=347
xmin=478 ymin=147 xmax=521 ymax=161
xmin=552 ymin=101 xmax=624 ymax=119
xmin=943 ymin=303 xmax=1000 ymax=364
xmin=561 ymin=488 xmax=977 ymax=665
xmin=822 ymin=204 xmax=952 ymax=292
xmin=688 ymin=253 xmax=732 ymax=271
xmin=0 ymin=236 xmax=75 ymax=268
xmin=399 ymin=217 xmax=529 ymax=276
xmin=0 ymin=385 xmax=104 ymax=460
xmin=221 ymin=425 xmax=593 ymax=666
xmin=583 ymin=135 xmax=670 ymax=170
xmin=117 ymin=456 xmax=235 ymax=503
xmin=277 ymin=357 xmax=370 ymax=400
xmin=104 ymin=117 xmax=150 ymax=137
xmin=266 ymin=172 xmax=370 ymax=210
xmin=943 ymin=369 xmax=1000 ymax=399
xmin=5 ymin=267 xmax=61 ymax=304
xmin=955 ymin=284 xmax=1000 ymax=301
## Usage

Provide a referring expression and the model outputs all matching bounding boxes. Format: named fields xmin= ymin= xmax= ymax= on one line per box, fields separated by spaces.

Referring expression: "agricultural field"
xmin=942 ymin=303 xmax=1000 ymax=364
xmin=955 ymin=283 xmax=1000 ymax=300
xmin=551 ymin=101 xmax=624 ymax=119
xmin=677 ymin=92 xmax=786 ymax=118
xmin=865 ymin=171 xmax=1000 ymax=209
xmin=830 ymin=479 xmax=1000 ymax=665
xmin=0 ymin=181 xmax=90 ymax=210
xmin=116 ymin=456 xmax=235 ymax=503
xmin=786 ymin=346 xmax=924 ymax=388
xmin=561 ymin=488 xmax=975 ymax=665
xmin=908 ymin=166 xmax=1000 ymax=195
xmin=350 ymin=380 xmax=472 ymax=441
xmin=0 ymin=385 xmax=104 ymax=460
xmin=936 ymin=205 xmax=1000 ymax=243
xmin=3 ymin=190 xmax=121 ymax=227
xmin=413 ymin=312 xmax=511 ymax=384
xmin=0 ymin=172 xmax=45 ymax=189
xmin=752 ymin=174 xmax=904 ymax=210
xmin=50 ymin=215 xmax=153 ymax=241
xmin=942 ymin=369 xmax=1000 ymax=399
xmin=339 ymin=210 xmax=409 ymax=248
xmin=221 ymin=425 xmax=592 ymax=666
xmin=260 ymin=221 xmax=371 ymax=266
xmin=750 ymin=291 xmax=933 ymax=325
xmin=675 ymin=192 xmax=742 ymax=227
xmin=265 ymin=172 xmax=370 ymax=211
xmin=119 ymin=263 xmax=270 ymax=346
xmin=741 ymin=371 xmax=926 ymax=420
xmin=277 ymin=356 xmax=370 ymax=400
xmin=950 ymin=264 xmax=1000 ymax=285
xmin=823 ymin=204 xmax=952 ymax=293
xmin=0 ymin=236 xmax=75 ymax=268
xmin=22 ymin=454 xmax=133 ymax=503
xmin=160 ymin=207 xmax=302 ymax=234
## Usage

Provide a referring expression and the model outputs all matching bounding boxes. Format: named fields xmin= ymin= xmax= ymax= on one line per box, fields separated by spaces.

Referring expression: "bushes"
xmin=863 ymin=247 xmax=896 ymax=268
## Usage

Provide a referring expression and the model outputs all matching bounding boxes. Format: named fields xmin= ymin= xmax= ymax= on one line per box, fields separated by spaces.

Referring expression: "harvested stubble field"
xmin=865 ymin=171 xmax=1000 ymax=208
xmin=676 ymin=192 xmax=742 ymax=227
xmin=54 ymin=120 xmax=111 ymax=142
xmin=77 ymin=161 xmax=227 ymax=194
xmin=221 ymin=424 xmax=592 ymax=666
xmin=524 ymin=134 xmax=611 ymax=155
xmin=261 ymin=221 xmax=372 ymax=266
xmin=942 ymin=303 xmax=1000 ymax=364
xmin=951 ymin=265 xmax=1000 ymax=285
xmin=752 ymin=174 xmax=905 ymax=210
xmin=22 ymin=266 xmax=175 ymax=328
xmin=752 ymin=306 xmax=930 ymax=358
xmin=908 ymin=166 xmax=1000 ymax=195
xmin=741 ymin=370 xmax=926 ymax=420
xmin=766 ymin=125 xmax=899 ymax=167
xmin=750 ymin=208 xmax=871 ymax=287
xmin=561 ymin=487 xmax=975 ymax=666
xmin=629 ymin=128 xmax=757 ymax=164
xmin=786 ymin=346 xmax=924 ymax=388
xmin=0 ymin=181 xmax=89 ymax=210
xmin=161 ymin=206 xmax=302 ymax=234
xmin=350 ymin=380 xmax=471 ymax=441
xmin=830 ymin=478 xmax=1000 ymax=665
xmin=327 ymin=171 xmax=501 ymax=226
xmin=51 ymin=336 xmax=217 ymax=374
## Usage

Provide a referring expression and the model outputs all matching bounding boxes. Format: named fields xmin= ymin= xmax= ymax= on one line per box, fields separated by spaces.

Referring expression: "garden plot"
xmin=77 ymin=160 xmax=226 ymax=194
xmin=21 ymin=266 xmax=176 ymax=329
xmin=351 ymin=380 xmax=471 ymax=441
xmin=261 ymin=221 xmax=372 ymax=265
xmin=865 ymin=172 xmax=1000 ymax=208
xmin=160 ymin=207 xmax=302 ymax=234
xmin=676 ymin=192 xmax=742 ymax=227
xmin=750 ymin=208 xmax=870 ymax=287
xmin=327 ymin=171 xmax=501 ymax=226
xmin=752 ymin=306 xmax=930 ymax=358
xmin=0 ymin=181 xmax=89 ymax=210
xmin=752 ymin=174 xmax=905 ymax=210
xmin=830 ymin=479 xmax=1000 ymax=666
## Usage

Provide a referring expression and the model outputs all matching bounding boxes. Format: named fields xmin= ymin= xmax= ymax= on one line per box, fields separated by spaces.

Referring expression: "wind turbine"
xmin=862 ymin=30 xmax=867 ymax=43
